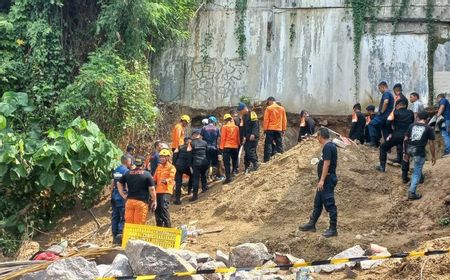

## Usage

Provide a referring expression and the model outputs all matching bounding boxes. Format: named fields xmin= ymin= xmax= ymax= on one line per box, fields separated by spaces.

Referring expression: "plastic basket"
xmin=121 ymin=223 xmax=182 ymax=249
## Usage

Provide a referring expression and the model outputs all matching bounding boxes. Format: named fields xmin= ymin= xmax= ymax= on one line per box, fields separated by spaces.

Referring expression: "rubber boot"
xmin=408 ymin=192 xmax=422 ymax=200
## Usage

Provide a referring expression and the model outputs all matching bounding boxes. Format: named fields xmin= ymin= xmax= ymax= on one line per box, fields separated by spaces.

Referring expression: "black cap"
xmin=191 ymin=129 xmax=201 ymax=136
xmin=366 ymin=105 xmax=375 ymax=111
xmin=353 ymin=103 xmax=361 ymax=110
xmin=393 ymin=83 xmax=402 ymax=90
xmin=133 ymin=155 xmax=145 ymax=166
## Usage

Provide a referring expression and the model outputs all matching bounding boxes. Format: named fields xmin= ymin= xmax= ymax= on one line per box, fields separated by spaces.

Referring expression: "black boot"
xmin=375 ymin=162 xmax=386 ymax=172
xmin=223 ymin=177 xmax=232 ymax=184
xmin=299 ymin=222 xmax=316 ymax=232
xmin=174 ymin=199 xmax=182 ymax=205
xmin=190 ymin=194 xmax=198 ymax=202
xmin=402 ymin=177 xmax=410 ymax=184
xmin=322 ymin=228 xmax=338 ymax=238
xmin=408 ymin=192 xmax=422 ymax=200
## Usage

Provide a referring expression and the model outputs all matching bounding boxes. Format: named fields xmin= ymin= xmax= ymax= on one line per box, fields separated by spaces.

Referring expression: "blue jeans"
xmin=441 ymin=120 xmax=450 ymax=155
xmin=409 ymin=156 xmax=426 ymax=194
xmin=368 ymin=116 xmax=387 ymax=143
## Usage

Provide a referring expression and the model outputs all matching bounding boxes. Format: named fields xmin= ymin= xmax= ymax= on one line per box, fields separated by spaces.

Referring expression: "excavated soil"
xmin=33 ymin=139 xmax=450 ymax=268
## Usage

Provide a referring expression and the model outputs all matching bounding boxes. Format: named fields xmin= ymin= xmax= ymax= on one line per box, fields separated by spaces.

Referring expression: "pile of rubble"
xmin=18 ymin=240 xmax=398 ymax=280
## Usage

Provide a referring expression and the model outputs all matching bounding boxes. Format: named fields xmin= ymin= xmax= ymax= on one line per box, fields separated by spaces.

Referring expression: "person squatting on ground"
xmin=173 ymin=137 xmax=193 ymax=205
xmin=153 ymin=149 xmax=176 ymax=227
xmin=190 ymin=129 xmax=209 ymax=201
xmin=403 ymin=111 xmax=436 ymax=200
xmin=299 ymin=128 xmax=339 ymax=238
xmin=376 ymin=99 xmax=414 ymax=176
xmin=436 ymin=93 xmax=450 ymax=157
xmin=263 ymin=96 xmax=287 ymax=162
xmin=171 ymin=115 xmax=191 ymax=153
xmin=201 ymin=116 xmax=221 ymax=178
xmin=110 ymin=155 xmax=131 ymax=244
xmin=298 ymin=110 xmax=315 ymax=142
xmin=118 ymin=156 xmax=157 ymax=225
xmin=365 ymin=105 xmax=376 ymax=144
xmin=220 ymin=114 xmax=240 ymax=184
xmin=237 ymin=102 xmax=260 ymax=173
xmin=366 ymin=81 xmax=395 ymax=147
xmin=349 ymin=103 xmax=366 ymax=144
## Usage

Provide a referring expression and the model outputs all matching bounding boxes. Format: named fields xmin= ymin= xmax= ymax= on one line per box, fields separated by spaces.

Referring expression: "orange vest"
xmin=263 ymin=103 xmax=287 ymax=131
xmin=154 ymin=162 xmax=176 ymax=194
xmin=171 ymin=123 xmax=185 ymax=149
xmin=220 ymin=122 xmax=240 ymax=149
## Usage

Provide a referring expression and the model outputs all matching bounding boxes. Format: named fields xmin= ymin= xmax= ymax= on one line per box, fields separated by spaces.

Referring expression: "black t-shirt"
xmin=119 ymin=168 xmax=155 ymax=203
xmin=349 ymin=112 xmax=365 ymax=141
xmin=191 ymin=139 xmax=208 ymax=167
xmin=317 ymin=142 xmax=338 ymax=179
xmin=174 ymin=144 xmax=192 ymax=168
xmin=392 ymin=108 xmax=415 ymax=139
xmin=406 ymin=123 xmax=435 ymax=157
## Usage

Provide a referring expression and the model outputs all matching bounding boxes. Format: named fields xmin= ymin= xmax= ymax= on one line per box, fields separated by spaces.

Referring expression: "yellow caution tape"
xmin=96 ymin=248 xmax=450 ymax=280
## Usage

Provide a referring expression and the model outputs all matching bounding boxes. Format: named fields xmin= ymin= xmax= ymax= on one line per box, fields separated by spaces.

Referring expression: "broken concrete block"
xmin=230 ymin=243 xmax=272 ymax=268
xmin=314 ymin=245 xmax=365 ymax=273
xmin=196 ymin=252 xmax=213 ymax=263
xmin=104 ymin=253 xmax=133 ymax=277
xmin=215 ymin=250 xmax=229 ymax=266
xmin=198 ymin=261 xmax=226 ymax=280
xmin=125 ymin=240 xmax=194 ymax=276
xmin=97 ymin=264 xmax=112 ymax=277
xmin=170 ymin=249 xmax=198 ymax=269
xmin=22 ymin=256 xmax=100 ymax=280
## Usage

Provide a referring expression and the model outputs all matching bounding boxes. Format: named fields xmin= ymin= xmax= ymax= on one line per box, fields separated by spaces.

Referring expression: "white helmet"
xmin=202 ymin=118 xmax=209 ymax=125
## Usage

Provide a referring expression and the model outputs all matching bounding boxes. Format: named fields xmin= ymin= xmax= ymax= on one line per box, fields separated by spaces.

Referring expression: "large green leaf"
xmin=52 ymin=177 xmax=67 ymax=194
xmin=59 ymin=168 xmax=74 ymax=183
xmin=39 ymin=172 xmax=56 ymax=187
xmin=0 ymin=115 xmax=6 ymax=130
xmin=82 ymin=136 xmax=94 ymax=153
xmin=63 ymin=128 xmax=77 ymax=143
xmin=2 ymin=92 xmax=28 ymax=106
xmin=12 ymin=165 xmax=27 ymax=178
xmin=0 ymin=102 xmax=17 ymax=116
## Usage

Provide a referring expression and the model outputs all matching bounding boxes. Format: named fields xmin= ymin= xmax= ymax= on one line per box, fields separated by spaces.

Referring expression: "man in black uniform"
xmin=117 ymin=156 xmax=157 ymax=225
xmin=376 ymin=99 xmax=414 ymax=175
xmin=173 ymin=137 xmax=193 ymax=205
xmin=237 ymin=102 xmax=260 ymax=173
xmin=190 ymin=130 xmax=209 ymax=201
xmin=349 ymin=103 xmax=366 ymax=144
xmin=299 ymin=128 xmax=338 ymax=238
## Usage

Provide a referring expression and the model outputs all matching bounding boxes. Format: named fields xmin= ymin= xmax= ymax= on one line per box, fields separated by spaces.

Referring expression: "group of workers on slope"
xmin=107 ymin=96 xmax=292 ymax=244
xmin=347 ymin=81 xmax=450 ymax=200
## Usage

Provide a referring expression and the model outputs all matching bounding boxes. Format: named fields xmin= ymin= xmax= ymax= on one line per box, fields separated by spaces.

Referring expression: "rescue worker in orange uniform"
xmin=171 ymin=115 xmax=191 ymax=152
xmin=220 ymin=114 xmax=240 ymax=184
xmin=118 ymin=156 xmax=156 ymax=225
xmin=263 ymin=96 xmax=287 ymax=162
xmin=153 ymin=149 xmax=176 ymax=227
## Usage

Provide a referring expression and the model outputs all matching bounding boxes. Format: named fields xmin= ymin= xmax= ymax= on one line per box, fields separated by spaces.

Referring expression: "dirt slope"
xmin=33 ymin=139 xmax=449 ymax=264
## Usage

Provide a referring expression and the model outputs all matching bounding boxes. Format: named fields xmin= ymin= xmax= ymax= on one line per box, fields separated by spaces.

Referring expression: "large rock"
xmin=125 ymin=240 xmax=195 ymax=275
xmin=196 ymin=253 xmax=213 ymax=263
xmin=314 ymin=245 xmax=365 ymax=273
xmin=229 ymin=243 xmax=272 ymax=268
xmin=104 ymin=253 xmax=133 ymax=277
xmin=97 ymin=264 xmax=112 ymax=277
xmin=22 ymin=257 xmax=99 ymax=280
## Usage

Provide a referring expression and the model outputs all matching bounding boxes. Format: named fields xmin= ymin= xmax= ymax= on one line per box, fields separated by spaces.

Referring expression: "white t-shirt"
xmin=409 ymin=100 xmax=424 ymax=113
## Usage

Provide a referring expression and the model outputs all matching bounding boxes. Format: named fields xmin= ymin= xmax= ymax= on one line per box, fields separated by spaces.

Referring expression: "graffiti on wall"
xmin=186 ymin=57 xmax=248 ymax=107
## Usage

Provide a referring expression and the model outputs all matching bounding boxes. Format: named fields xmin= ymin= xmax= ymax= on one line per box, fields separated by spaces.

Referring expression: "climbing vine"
xmin=201 ymin=31 xmax=213 ymax=64
xmin=392 ymin=0 xmax=410 ymax=34
xmin=426 ymin=0 xmax=436 ymax=106
xmin=234 ymin=0 xmax=247 ymax=60
xmin=289 ymin=24 xmax=296 ymax=47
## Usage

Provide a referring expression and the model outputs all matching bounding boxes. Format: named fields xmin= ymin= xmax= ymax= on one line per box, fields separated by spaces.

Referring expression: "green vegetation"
xmin=0 ymin=0 xmax=200 ymax=255
xmin=235 ymin=0 xmax=247 ymax=60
